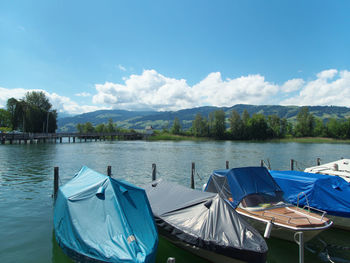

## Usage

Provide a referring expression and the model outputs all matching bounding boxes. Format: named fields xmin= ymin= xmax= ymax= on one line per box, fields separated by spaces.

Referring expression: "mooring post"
xmin=152 ymin=163 xmax=156 ymax=181
xmin=107 ymin=166 xmax=112 ymax=177
xmin=291 ymin=159 xmax=294 ymax=170
xmin=191 ymin=162 xmax=195 ymax=189
xmin=317 ymin=158 xmax=321 ymax=166
xmin=54 ymin=167 xmax=59 ymax=200
xmin=226 ymin=160 xmax=229 ymax=169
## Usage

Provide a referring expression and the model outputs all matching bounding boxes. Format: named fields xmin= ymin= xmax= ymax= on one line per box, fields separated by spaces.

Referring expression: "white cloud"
xmin=2 ymin=68 xmax=350 ymax=115
xmin=316 ymin=69 xmax=338 ymax=79
xmin=281 ymin=69 xmax=350 ymax=106
xmin=75 ymin=92 xmax=91 ymax=97
xmin=92 ymin=70 xmax=279 ymax=111
xmin=281 ymin=79 xmax=305 ymax=93
xmin=118 ymin=64 xmax=127 ymax=72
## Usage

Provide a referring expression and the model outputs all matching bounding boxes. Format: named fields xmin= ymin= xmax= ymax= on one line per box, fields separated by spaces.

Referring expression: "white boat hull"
xmin=237 ymin=210 xmax=330 ymax=242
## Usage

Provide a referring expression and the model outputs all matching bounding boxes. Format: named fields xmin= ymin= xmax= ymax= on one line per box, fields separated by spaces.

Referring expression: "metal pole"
xmin=294 ymin=232 xmax=304 ymax=263
xmin=191 ymin=162 xmax=195 ymax=189
xmin=54 ymin=167 xmax=59 ymax=200
xmin=152 ymin=163 xmax=156 ymax=181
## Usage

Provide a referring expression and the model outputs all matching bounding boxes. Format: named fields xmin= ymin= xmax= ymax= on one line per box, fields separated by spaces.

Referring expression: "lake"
xmin=0 ymin=140 xmax=349 ymax=263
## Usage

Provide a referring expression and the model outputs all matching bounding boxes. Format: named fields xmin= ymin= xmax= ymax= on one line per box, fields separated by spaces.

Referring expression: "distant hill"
xmin=57 ymin=105 xmax=350 ymax=132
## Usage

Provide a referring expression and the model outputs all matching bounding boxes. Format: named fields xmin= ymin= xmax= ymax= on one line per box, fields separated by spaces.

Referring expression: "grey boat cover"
xmin=143 ymin=180 xmax=268 ymax=263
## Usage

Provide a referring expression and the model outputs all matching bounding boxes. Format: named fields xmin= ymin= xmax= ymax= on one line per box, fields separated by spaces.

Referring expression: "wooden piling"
xmin=107 ymin=166 xmax=112 ymax=177
xmin=317 ymin=158 xmax=320 ymax=166
xmin=290 ymin=159 xmax=294 ymax=170
xmin=226 ymin=161 xmax=229 ymax=169
xmin=191 ymin=162 xmax=195 ymax=189
xmin=54 ymin=167 xmax=59 ymax=200
xmin=152 ymin=163 xmax=156 ymax=181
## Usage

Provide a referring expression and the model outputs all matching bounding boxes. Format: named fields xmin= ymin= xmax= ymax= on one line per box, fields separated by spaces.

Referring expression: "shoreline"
xmin=147 ymin=133 xmax=350 ymax=144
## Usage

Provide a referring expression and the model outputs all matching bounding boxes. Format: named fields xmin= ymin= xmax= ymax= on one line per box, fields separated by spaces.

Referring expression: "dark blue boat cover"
xmin=54 ymin=166 xmax=158 ymax=263
xmin=205 ymin=167 xmax=283 ymax=208
xmin=270 ymin=170 xmax=350 ymax=218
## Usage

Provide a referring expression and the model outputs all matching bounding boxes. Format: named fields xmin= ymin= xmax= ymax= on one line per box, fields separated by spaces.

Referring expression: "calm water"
xmin=0 ymin=140 xmax=350 ymax=263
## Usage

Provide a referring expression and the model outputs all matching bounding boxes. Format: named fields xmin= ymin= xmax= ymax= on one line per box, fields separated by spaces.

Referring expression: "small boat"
xmin=54 ymin=166 xmax=158 ymax=263
xmin=205 ymin=167 xmax=332 ymax=242
xmin=270 ymin=169 xmax=350 ymax=230
xmin=143 ymin=180 xmax=268 ymax=263
xmin=305 ymin=159 xmax=350 ymax=182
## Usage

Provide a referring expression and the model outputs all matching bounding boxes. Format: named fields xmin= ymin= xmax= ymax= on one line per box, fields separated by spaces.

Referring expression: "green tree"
xmin=76 ymin=123 xmax=84 ymax=133
xmin=192 ymin=113 xmax=208 ymax=137
xmin=267 ymin=115 xmax=282 ymax=138
xmin=106 ymin=118 xmax=117 ymax=133
xmin=229 ymin=110 xmax=243 ymax=139
xmin=212 ymin=110 xmax=226 ymax=139
xmin=295 ymin=107 xmax=315 ymax=137
xmin=6 ymin=98 xmax=20 ymax=129
xmin=171 ymin=117 xmax=181 ymax=135
xmin=241 ymin=110 xmax=250 ymax=139
xmin=313 ymin=118 xmax=326 ymax=137
xmin=0 ymin=109 xmax=11 ymax=127
xmin=95 ymin=123 xmax=106 ymax=133
xmin=83 ymin=122 xmax=95 ymax=133
xmin=248 ymin=114 xmax=269 ymax=140
xmin=25 ymin=91 xmax=51 ymax=111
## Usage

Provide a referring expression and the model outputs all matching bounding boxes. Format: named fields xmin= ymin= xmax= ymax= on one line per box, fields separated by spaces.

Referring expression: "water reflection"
xmin=1 ymin=140 xmax=350 ymax=262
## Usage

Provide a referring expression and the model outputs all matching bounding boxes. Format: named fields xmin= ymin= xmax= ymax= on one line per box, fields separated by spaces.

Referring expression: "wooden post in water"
xmin=226 ymin=161 xmax=229 ymax=169
xmin=54 ymin=167 xmax=59 ymax=200
xmin=191 ymin=162 xmax=195 ymax=189
xmin=152 ymin=163 xmax=156 ymax=181
xmin=317 ymin=158 xmax=320 ymax=166
xmin=290 ymin=159 xmax=294 ymax=170
xmin=107 ymin=166 xmax=112 ymax=177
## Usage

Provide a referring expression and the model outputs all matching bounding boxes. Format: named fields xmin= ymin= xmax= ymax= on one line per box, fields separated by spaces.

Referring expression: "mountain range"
xmin=57 ymin=104 xmax=350 ymax=132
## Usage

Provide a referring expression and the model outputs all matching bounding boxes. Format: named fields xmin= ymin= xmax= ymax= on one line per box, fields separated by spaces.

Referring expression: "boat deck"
xmin=237 ymin=206 xmax=329 ymax=228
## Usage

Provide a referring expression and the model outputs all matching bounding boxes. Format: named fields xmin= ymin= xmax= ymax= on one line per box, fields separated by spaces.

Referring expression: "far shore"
xmin=147 ymin=133 xmax=350 ymax=143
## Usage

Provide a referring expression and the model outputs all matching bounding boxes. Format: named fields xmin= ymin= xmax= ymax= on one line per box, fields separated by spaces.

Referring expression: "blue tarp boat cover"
xmin=270 ymin=170 xmax=350 ymax=218
xmin=54 ymin=166 xmax=158 ymax=263
xmin=205 ymin=167 xmax=283 ymax=208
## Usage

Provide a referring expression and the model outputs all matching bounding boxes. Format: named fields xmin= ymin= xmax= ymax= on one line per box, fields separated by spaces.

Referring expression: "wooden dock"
xmin=0 ymin=132 xmax=148 ymax=144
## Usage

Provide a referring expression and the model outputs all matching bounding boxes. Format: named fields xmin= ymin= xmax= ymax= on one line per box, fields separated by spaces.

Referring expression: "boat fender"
xmin=167 ymin=257 xmax=176 ymax=263
xmin=264 ymin=221 xmax=273 ymax=238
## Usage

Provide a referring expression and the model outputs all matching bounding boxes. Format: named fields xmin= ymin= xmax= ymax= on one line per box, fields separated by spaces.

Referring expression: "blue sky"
xmin=1 ymin=0 xmax=350 ymax=115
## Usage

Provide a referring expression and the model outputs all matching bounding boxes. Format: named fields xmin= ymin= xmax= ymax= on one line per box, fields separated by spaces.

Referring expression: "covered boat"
xmin=143 ymin=180 xmax=268 ymax=263
xmin=205 ymin=167 xmax=332 ymax=242
xmin=54 ymin=166 xmax=158 ymax=263
xmin=270 ymin=170 xmax=350 ymax=230
xmin=305 ymin=159 xmax=350 ymax=182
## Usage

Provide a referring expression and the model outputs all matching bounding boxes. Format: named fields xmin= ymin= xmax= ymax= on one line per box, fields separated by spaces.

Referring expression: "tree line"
xmin=0 ymin=91 xmax=57 ymax=133
xmin=169 ymin=107 xmax=350 ymax=140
